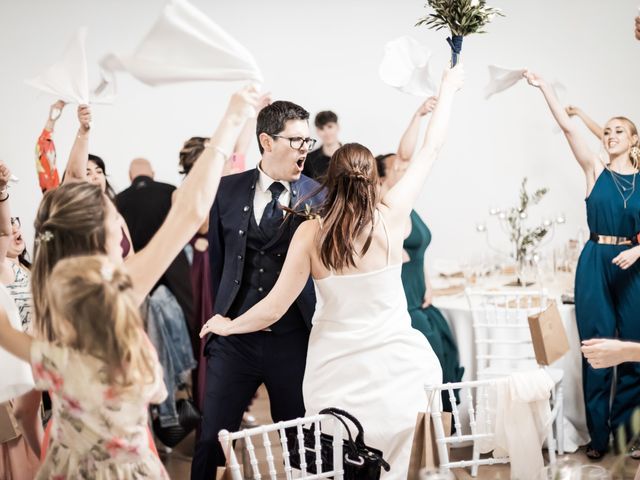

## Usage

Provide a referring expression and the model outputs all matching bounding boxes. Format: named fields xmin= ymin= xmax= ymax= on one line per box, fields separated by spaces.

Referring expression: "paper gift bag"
xmin=408 ymin=411 xmax=452 ymax=479
xmin=0 ymin=402 xmax=20 ymax=444
xmin=528 ymin=301 xmax=570 ymax=365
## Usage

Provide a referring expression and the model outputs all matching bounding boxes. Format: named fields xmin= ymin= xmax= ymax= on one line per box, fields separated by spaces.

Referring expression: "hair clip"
xmin=100 ymin=264 xmax=114 ymax=282
xmin=36 ymin=230 xmax=54 ymax=243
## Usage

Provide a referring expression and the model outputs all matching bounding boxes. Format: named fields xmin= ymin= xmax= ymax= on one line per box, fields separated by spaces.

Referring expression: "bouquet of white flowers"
xmin=416 ymin=0 xmax=504 ymax=66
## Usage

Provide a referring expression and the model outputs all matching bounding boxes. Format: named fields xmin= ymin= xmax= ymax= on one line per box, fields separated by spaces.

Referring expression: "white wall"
xmin=1 ymin=0 xmax=639 ymax=262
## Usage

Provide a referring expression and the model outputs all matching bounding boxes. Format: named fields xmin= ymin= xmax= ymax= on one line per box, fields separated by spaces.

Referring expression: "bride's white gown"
xmin=303 ymin=217 xmax=443 ymax=479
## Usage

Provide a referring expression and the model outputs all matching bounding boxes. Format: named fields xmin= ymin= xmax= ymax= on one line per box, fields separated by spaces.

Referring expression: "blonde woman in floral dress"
xmin=0 ymin=255 xmax=169 ymax=479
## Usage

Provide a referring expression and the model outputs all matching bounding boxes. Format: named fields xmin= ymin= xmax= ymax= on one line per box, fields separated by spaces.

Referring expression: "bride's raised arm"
xmin=383 ymin=65 xmax=464 ymax=218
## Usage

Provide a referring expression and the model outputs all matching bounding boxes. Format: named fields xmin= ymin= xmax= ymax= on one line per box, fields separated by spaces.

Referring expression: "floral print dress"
xmin=31 ymin=340 xmax=169 ymax=479
xmin=35 ymin=128 xmax=60 ymax=193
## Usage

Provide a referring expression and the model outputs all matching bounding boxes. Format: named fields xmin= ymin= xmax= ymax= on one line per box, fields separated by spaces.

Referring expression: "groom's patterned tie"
xmin=259 ymin=181 xmax=286 ymax=238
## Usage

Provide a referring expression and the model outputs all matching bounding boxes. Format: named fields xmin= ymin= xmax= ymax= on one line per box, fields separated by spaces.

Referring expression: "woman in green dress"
xmin=376 ymin=98 xmax=464 ymax=410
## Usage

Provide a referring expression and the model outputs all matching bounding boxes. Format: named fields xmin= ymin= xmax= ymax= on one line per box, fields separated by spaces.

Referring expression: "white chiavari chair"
xmin=465 ymin=288 xmax=564 ymax=455
xmin=219 ymin=414 xmax=346 ymax=480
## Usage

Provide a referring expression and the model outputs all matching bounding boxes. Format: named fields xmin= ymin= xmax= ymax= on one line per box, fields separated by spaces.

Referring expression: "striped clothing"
xmin=5 ymin=263 xmax=31 ymax=332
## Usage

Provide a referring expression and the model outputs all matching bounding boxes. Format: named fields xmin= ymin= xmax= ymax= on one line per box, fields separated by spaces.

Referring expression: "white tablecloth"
xmin=432 ymin=287 xmax=590 ymax=452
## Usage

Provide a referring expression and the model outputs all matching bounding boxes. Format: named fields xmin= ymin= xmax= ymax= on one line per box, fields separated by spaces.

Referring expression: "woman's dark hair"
xmin=179 ymin=137 xmax=208 ymax=175
xmin=256 ymin=101 xmax=309 ymax=154
xmin=375 ymin=153 xmax=395 ymax=179
xmin=18 ymin=250 xmax=31 ymax=269
xmin=316 ymin=143 xmax=380 ymax=271
xmin=88 ymin=154 xmax=117 ymax=200
xmin=314 ymin=111 xmax=338 ymax=129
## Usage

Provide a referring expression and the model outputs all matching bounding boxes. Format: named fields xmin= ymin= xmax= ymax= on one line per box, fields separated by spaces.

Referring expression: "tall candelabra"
xmin=474 ymin=178 xmax=565 ymax=285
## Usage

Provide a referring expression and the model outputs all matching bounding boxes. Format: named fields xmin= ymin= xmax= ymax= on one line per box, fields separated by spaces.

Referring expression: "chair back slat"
xmin=244 ymin=434 xmax=262 ymax=479
xmin=278 ymin=427 xmax=294 ymax=480
xmin=260 ymin=428 xmax=278 ymax=480
xmin=313 ymin=419 xmax=323 ymax=474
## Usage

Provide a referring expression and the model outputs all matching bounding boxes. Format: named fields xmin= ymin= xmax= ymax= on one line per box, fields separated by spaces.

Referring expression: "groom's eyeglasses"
xmin=270 ymin=135 xmax=317 ymax=151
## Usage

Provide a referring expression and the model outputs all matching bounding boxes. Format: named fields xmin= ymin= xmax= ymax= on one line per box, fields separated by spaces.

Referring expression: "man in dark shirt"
xmin=116 ymin=158 xmax=195 ymax=332
xmin=301 ymin=110 xmax=342 ymax=181
xmin=116 ymin=158 xmax=175 ymax=251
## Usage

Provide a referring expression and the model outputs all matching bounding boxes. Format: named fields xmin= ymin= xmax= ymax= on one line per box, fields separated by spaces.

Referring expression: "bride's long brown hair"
xmin=317 ymin=143 xmax=380 ymax=271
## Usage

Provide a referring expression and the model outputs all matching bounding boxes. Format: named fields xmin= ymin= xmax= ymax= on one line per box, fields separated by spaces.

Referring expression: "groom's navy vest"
xmin=227 ymin=212 xmax=302 ymax=334
xmin=207 ymin=169 xmax=324 ymax=345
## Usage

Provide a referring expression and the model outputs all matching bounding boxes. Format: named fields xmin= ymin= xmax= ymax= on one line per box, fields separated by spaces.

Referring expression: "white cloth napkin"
xmin=100 ymin=0 xmax=263 ymax=86
xmin=91 ymin=69 xmax=118 ymax=105
xmin=484 ymin=64 xmax=527 ymax=99
xmin=0 ymin=285 xmax=34 ymax=403
xmin=379 ymin=36 xmax=437 ymax=97
xmin=494 ymin=369 xmax=555 ymax=480
xmin=485 ymin=65 xmax=569 ymax=134
xmin=25 ymin=27 xmax=115 ymax=104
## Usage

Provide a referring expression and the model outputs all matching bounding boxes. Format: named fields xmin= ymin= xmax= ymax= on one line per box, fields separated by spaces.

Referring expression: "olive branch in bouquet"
xmin=416 ymin=0 xmax=504 ymax=65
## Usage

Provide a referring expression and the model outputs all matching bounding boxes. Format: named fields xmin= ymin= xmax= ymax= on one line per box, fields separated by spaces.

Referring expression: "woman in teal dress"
xmin=525 ymin=71 xmax=640 ymax=459
xmin=375 ymin=97 xmax=464 ymax=410
xmin=401 ymin=209 xmax=464 ymax=411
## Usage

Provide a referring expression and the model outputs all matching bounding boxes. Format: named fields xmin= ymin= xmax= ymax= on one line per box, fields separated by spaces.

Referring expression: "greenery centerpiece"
xmin=416 ymin=0 xmax=504 ymax=66
xmin=507 ymin=178 xmax=550 ymax=270
xmin=477 ymin=178 xmax=558 ymax=286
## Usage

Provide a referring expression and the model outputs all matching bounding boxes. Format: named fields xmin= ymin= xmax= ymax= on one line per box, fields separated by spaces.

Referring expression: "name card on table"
xmin=527 ymin=301 xmax=570 ymax=365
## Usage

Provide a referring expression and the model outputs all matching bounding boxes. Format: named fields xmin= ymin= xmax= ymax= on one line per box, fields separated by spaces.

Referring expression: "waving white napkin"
xmin=484 ymin=64 xmax=527 ymax=99
xmin=379 ymin=36 xmax=437 ymax=97
xmin=485 ymin=65 xmax=569 ymax=134
xmin=0 ymin=285 xmax=34 ymax=403
xmin=92 ymin=69 xmax=118 ymax=105
xmin=25 ymin=27 xmax=115 ymax=104
xmin=101 ymin=0 xmax=263 ymax=86
xmin=25 ymin=28 xmax=90 ymax=104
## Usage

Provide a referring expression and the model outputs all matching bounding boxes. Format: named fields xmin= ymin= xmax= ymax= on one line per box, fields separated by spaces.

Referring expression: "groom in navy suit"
xmin=191 ymin=101 xmax=324 ymax=479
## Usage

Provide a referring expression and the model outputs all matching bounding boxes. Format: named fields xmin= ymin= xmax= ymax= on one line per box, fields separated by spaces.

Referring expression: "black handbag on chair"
xmin=152 ymin=397 xmax=201 ymax=448
xmin=287 ymin=407 xmax=391 ymax=479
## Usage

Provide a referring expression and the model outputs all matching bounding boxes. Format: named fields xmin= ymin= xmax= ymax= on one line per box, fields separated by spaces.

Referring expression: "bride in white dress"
xmin=201 ymin=64 xmax=464 ymax=478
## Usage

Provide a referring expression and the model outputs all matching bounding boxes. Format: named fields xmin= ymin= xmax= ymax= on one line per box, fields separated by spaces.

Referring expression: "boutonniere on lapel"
xmin=302 ymin=203 xmax=321 ymax=220
xmin=284 ymin=201 xmax=321 ymax=221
